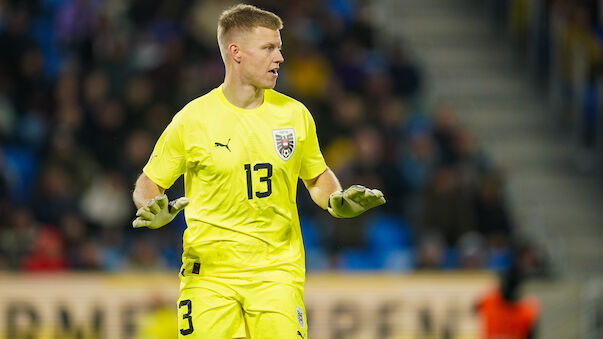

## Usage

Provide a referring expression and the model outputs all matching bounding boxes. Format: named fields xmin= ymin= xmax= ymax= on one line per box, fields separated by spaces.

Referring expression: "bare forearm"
xmin=133 ymin=173 xmax=165 ymax=209
xmin=303 ymin=168 xmax=342 ymax=210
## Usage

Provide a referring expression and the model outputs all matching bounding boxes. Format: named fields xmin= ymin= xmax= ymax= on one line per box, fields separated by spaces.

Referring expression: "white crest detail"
xmin=273 ymin=128 xmax=295 ymax=161
xmin=296 ymin=306 xmax=304 ymax=329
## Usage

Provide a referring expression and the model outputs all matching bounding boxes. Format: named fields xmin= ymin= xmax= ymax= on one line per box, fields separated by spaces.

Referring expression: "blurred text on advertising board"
xmin=0 ymin=272 xmax=495 ymax=339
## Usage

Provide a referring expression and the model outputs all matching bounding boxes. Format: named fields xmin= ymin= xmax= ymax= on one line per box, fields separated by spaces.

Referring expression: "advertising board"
xmin=0 ymin=272 xmax=495 ymax=339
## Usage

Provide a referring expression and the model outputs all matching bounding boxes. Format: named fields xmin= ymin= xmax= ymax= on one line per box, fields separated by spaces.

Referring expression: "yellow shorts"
xmin=177 ymin=276 xmax=307 ymax=339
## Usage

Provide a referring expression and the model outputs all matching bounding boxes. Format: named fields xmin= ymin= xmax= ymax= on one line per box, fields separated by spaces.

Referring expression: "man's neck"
xmin=222 ymin=73 xmax=265 ymax=109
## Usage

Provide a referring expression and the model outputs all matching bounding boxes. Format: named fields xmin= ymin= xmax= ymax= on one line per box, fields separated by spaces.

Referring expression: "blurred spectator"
xmin=54 ymin=67 xmax=80 ymax=110
xmin=17 ymin=109 xmax=48 ymax=150
xmin=321 ymin=93 xmax=365 ymax=172
xmin=59 ymin=213 xmax=86 ymax=266
xmin=0 ymin=6 xmax=36 ymax=97
xmin=0 ymin=207 xmax=37 ymax=270
xmin=338 ymin=126 xmax=386 ymax=190
xmin=420 ymin=166 xmax=475 ymax=246
xmin=398 ymin=130 xmax=438 ymax=199
xmin=80 ymin=171 xmax=131 ymax=228
xmin=546 ymin=0 xmax=603 ymax=157
xmin=55 ymin=101 xmax=84 ymax=134
xmin=188 ymin=0 xmax=237 ymax=50
xmin=83 ymin=68 xmax=110 ymax=110
xmin=374 ymin=96 xmax=407 ymax=164
xmin=333 ymin=38 xmax=367 ymax=93
xmin=74 ymin=239 xmax=105 ymax=270
xmin=475 ymin=173 xmax=513 ymax=247
xmin=457 ymin=232 xmax=486 ymax=269
xmin=475 ymin=265 xmax=540 ymax=339
xmin=1 ymin=145 xmax=38 ymax=204
xmin=0 ymin=92 xmax=17 ymax=141
xmin=432 ymin=103 xmax=463 ymax=166
xmin=142 ymin=101 xmax=174 ymax=137
xmin=123 ymin=74 xmax=153 ymax=121
xmin=21 ymin=226 xmax=68 ymax=272
xmin=58 ymin=213 xmax=106 ymax=270
xmin=120 ymin=130 xmax=155 ymax=185
xmin=42 ymin=131 xmax=97 ymax=194
xmin=14 ymin=46 xmax=51 ymax=118
xmin=30 ymin=165 xmax=78 ymax=225
xmin=85 ymin=98 xmax=127 ymax=165
xmin=514 ymin=239 xmax=550 ymax=278
xmin=415 ymin=231 xmax=445 ymax=269
xmin=125 ymin=236 xmax=167 ymax=271
xmin=98 ymin=227 xmax=126 ymax=271
xmin=55 ymin=0 xmax=99 ymax=50
xmin=454 ymin=129 xmax=492 ymax=188
xmin=387 ymin=43 xmax=422 ymax=98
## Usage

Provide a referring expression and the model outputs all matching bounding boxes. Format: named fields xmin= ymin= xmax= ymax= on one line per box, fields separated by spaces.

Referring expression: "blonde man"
xmin=132 ymin=4 xmax=385 ymax=339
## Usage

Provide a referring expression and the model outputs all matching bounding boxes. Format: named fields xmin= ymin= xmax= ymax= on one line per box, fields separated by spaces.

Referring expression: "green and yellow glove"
xmin=328 ymin=185 xmax=386 ymax=218
xmin=132 ymin=194 xmax=189 ymax=229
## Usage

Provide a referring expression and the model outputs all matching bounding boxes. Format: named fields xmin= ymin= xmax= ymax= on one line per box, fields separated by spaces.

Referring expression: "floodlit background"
xmin=0 ymin=0 xmax=601 ymax=338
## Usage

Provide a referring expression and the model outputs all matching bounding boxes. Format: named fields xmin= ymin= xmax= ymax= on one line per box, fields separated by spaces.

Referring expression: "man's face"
xmin=238 ymin=26 xmax=284 ymax=89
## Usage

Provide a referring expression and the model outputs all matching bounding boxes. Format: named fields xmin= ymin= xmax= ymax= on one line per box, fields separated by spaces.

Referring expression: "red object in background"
xmin=476 ymin=288 xmax=539 ymax=339
xmin=21 ymin=226 xmax=68 ymax=272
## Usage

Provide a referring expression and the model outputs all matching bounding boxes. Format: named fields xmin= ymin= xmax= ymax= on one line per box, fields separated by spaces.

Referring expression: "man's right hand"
xmin=132 ymin=194 xmax=189 ymax=229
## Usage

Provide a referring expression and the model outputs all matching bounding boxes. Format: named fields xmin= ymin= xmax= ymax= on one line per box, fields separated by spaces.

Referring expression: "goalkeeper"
xmin=132 ymin=4 xmax=384 ymax=339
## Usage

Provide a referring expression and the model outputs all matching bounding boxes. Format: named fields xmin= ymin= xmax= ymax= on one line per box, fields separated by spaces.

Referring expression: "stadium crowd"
xmin=0 ymin=0 xmax=545 ymax=273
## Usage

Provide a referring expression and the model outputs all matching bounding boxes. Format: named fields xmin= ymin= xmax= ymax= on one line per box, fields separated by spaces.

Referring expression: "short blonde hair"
xmin=217 ymin=4 xmax=283 ymax=62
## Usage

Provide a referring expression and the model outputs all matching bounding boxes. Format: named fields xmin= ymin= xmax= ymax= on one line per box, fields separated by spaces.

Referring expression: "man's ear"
xmin=229 ymin=43 xmax=241 ymax=63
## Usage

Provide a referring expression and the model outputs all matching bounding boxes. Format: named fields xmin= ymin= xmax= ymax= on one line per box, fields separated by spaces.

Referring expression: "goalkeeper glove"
xmin=132 ymin=194 xmax=189 ymax=229
xmin=328 ymin=185 xmax=386 ymax=218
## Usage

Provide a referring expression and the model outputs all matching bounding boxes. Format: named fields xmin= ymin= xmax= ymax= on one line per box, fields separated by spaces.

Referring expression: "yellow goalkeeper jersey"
xmin=143 ymin=85 xmax=327 ymax=287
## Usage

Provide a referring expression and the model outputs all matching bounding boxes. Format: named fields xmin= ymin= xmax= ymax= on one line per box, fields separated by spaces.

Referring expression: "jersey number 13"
xmin=244 ymin=163 xmax=273 ymax=199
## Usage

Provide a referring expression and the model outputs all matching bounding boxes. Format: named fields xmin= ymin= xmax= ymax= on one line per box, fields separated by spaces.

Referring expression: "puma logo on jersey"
xmin=215 ymin=139 xmax=231 ymax=152
xmin=297 ymin=331 xmax=304 ymax=339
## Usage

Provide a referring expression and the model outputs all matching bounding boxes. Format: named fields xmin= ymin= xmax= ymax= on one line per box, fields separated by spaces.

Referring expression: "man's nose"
xmin=275 ymin=50 xmax=284 ymax=63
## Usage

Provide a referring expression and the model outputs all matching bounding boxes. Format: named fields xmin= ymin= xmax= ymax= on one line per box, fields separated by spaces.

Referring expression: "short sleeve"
xmin=143 ymin=115 xmax=186 ymax=189
xmin=299 ymin=107 xmax=327 ymax=180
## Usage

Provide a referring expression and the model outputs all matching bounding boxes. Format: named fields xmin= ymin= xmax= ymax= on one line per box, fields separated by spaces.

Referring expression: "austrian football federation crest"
xmin=273 ymin=128 xmax=295 ymax=161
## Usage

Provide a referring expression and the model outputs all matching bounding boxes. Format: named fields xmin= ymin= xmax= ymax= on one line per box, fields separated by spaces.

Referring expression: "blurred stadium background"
xmin=0 ymin=0 xmax=602 ymax=338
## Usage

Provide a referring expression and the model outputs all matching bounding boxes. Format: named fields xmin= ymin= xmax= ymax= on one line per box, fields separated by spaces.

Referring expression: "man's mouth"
xmin=269 ymin=68 xmax=278 ymax=77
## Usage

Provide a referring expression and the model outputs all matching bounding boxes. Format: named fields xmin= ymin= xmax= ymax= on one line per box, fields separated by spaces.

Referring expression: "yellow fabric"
xmin=143 ymin=85 xmax=327 ymax=287
xmin=178 ymin=277 xmax=307 ymax=339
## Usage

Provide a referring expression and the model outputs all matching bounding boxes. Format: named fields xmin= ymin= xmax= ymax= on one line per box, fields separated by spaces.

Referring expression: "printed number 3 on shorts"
xmin=179 ymin=299 xmax=194 ymax=335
